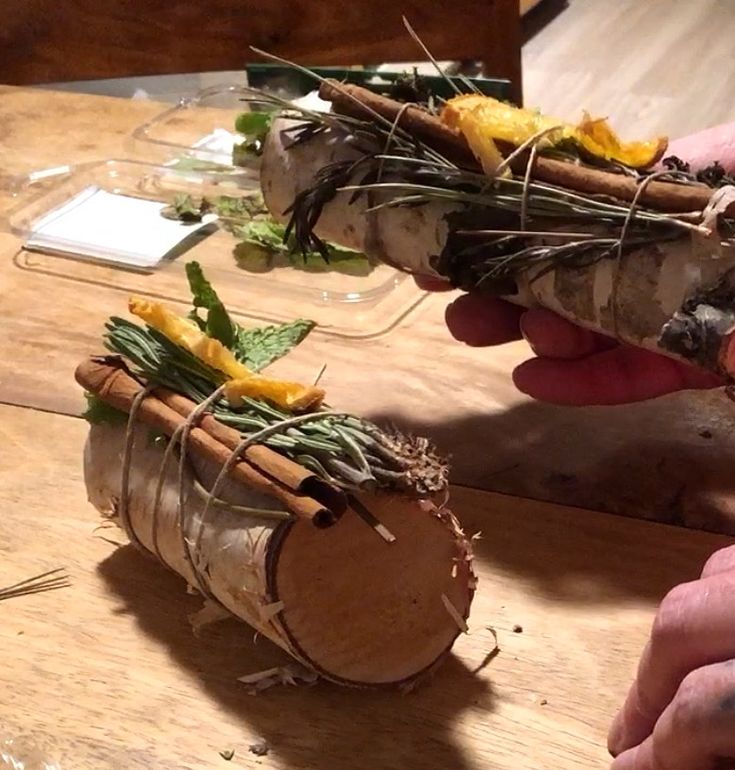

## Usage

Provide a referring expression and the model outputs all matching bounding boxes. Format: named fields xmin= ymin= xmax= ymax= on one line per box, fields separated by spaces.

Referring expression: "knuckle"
xmin=650 ymin=583 xmax=696 ymax=647
xmin=663 ymin=669 xmax=709 ymax=730
xmin=702 ymin=545 xmax=735 ymax=578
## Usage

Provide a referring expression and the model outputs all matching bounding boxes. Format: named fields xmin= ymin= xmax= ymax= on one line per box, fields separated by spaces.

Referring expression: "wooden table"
xmin=2 ymin=84 xmax=735 ymax=770
xmin=3 ymin=85 xmax=735 ymax=533
xmin=2 ymin=402 xmax=731 ymax=770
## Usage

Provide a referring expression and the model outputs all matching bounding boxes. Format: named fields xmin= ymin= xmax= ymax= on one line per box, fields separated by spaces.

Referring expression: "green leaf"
xmin=236 ymin=219 xmax=289 ymax=252
xmin=212 ymin=193 xmax=268 ymax=220
xmin=235 ymin=111 xmax=273 ymax=137
xmin=185 ymin=261 xmax=235 ymax=348
xmin=233 ymin=111 xmax=273 ymax=162
xmin=182 ymin=261 xmax=315 ymax=370
xmin=82 ymin=393 xmax=128 ymax=426
xmin=234 ymin=218 xmax=373 ymax=276
xmin=232 ymin=241 xmax=274 ymax=272
xmin=235 ymin=319 xmax=316 ymax=371
xmin=161 ymin=193 xmax=212 ymax=223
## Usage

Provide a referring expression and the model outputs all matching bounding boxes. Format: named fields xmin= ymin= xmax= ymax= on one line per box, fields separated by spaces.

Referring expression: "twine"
xmin=119 ymin=384 xmax=156 ymax=552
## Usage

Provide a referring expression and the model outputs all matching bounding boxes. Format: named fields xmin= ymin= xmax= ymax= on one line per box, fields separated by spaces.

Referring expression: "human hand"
xmin=607 ymin=544 xmax=735 ymax=769
xmin=417 ymin=122 xmax=735 ymax=406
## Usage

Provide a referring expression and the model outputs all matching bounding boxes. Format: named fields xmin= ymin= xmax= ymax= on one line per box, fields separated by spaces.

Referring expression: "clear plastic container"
xmin=5 ymin=159 xmax=427 ymax=339
xmin=1 ymin=733 xmax=61 ymax=770
xmin=129 ymin=84 xmax=267 ymax=175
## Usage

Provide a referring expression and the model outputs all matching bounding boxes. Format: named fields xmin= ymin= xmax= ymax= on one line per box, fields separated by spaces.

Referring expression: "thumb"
xmin=666 ymin=121 xmax=735 ymax=174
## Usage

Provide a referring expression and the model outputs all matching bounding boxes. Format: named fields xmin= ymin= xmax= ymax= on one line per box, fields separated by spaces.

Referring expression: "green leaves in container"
xmin=233 ymin=111 xmax=273 ymax=163
xmin=161 ymin=193 xmax=213 ymax=223
xmin=234 ymin=219 xmax=374 ymax=276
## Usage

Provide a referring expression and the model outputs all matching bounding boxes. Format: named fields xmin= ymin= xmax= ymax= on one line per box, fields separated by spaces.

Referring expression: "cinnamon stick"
xmin=318 ymin=80 xmax=477 ymax=168
xmin=154 ymin=386 xmax=347 ymax=515
xmin=318 ymin=79 xmax=732 ymax=217
xmin=75 ymin=357 xmax=341 ymax=527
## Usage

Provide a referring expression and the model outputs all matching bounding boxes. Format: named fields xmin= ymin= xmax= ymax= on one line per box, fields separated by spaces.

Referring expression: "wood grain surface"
xmin=0 ymin=0 xmax=522 ymax=102
xmin=1 ymin=403 xmax=731 ymax=769
xmin=4 ymin=86 xmax=735 ymax=534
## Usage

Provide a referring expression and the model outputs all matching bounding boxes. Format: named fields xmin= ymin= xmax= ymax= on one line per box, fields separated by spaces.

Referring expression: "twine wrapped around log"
xmin=75 ymin=357 xmax=345 ymax=527
xmin=79 ymin=355 xmax=477 ymax=687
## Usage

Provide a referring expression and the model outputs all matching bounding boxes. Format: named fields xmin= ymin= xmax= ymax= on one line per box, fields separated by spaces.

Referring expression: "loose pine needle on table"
xmin=0 ymin=568 xmax=70 ymax=602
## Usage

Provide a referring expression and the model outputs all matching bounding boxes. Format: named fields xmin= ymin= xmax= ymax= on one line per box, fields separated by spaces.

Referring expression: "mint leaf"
xmin=233 ymin=111 xmax=273 ymax=161
xmin=185 ymin=261 xmax=235 ymax=348
xmin=234 ymin=218 xmax=373 ymax=276
xmin=236 ymin=320 xmax=316 ymax=372
xmin=183 ymin=262 xmax=316 ymax=369
xmin=235 ymin=111 xmax=273 ymax=137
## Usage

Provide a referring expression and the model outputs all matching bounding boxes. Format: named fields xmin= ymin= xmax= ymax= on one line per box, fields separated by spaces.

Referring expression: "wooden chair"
xmin=0 ymin=0 xmax=523 ymax=103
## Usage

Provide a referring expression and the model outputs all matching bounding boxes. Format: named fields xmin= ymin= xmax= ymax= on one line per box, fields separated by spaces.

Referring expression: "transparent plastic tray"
xmin=130 ymin=84 xmax=268 ymax=178
xmin=5 ymin=159 xmax=427 ymax=339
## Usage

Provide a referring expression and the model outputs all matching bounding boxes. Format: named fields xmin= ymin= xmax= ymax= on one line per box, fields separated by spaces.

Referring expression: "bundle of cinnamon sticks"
xmin=318 ymin=79 xmax=732 ymax=217
xmin=75 ymin=357 xmax=347 ymax=527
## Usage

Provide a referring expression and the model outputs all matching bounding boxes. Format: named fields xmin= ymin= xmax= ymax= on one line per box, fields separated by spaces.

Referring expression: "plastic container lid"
xmin=5 ymin=159 xmax=427 ymax=339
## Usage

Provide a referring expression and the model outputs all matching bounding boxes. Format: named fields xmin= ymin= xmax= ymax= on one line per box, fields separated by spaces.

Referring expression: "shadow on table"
xmin=366 ymin=395 xmax=734 ymax=604
xmin=97 ymin=546 xmax=494 ymax=770
xmin=368 ymin=391 xmax=735 ymax=531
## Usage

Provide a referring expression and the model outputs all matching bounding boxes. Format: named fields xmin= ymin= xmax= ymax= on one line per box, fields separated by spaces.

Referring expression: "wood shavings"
xmin=258 ymin=600 xmax=285 ymax=623
xmin=471 ymin=625 xmax=500 ymax=674
xmin=237 ymin=663 xmax=318 ymax=694
xmin=441 ymin=593 xmax=469 ymax=633
xmin=249 ymin=738 xmax=270 ymax=757
xmin=189 ymin=599 xmax=231 ymax=636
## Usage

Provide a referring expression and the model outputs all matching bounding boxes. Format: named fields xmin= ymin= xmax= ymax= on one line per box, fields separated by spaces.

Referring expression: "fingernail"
xmin=607 ymin=710 xmax=626 ymax=756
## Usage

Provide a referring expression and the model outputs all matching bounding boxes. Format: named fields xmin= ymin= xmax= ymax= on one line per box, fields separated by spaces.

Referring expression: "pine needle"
xmin=0 ymin=568 xmax=70 ymax=602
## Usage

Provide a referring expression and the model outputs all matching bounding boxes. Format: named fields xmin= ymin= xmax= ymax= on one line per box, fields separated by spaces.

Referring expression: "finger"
xmin=702 ymin=546 xmax=735 ymax=580
xmin=512 ymin=345 xmax=723 ymax=406
xmin=612 ymin=661 xmax=735 ymax=770
xmin=609 ymin=572 xmax=735 ymax=755
xmin=445 ymin=293 xmax=524 ymax=346
xmin=610 ymin=736 xmax=655 ymax=770
xmin=667 ymin=121 xmax=735 ymax=174
xmin=519 ymin=307 xmax=614 ymax=360
xmin=414 ymin=275 xmax=454 ymax=292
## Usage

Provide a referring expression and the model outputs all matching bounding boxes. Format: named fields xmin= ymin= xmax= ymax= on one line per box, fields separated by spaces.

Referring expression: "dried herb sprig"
xmin=102 ymin=320 xmax=447 ymax=496
xmin=0 ymin=568 xmax=71 ymax=602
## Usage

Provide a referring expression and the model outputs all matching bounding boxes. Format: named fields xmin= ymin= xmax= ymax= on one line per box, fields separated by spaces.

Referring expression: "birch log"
xmin=261 ymin=119 xmax=735 ymax=376
xmin=83 ymin=422 xmax=475 ymax=687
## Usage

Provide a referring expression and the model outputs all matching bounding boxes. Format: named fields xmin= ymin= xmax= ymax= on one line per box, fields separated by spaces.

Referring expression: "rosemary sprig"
xmin=230 ymin=53 xmax=730 ymax=289
xmin=103 ymin=318 xmax=447 ymax=495
xmin=0 ymin=568 xmax=70 ymax=602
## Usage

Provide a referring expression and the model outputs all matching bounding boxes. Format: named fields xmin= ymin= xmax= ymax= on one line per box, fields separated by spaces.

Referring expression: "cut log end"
xmin=272 ymin=494 xmax=474 ymax=686
xmin=84 ymin=423 xmax=475 ymax=689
